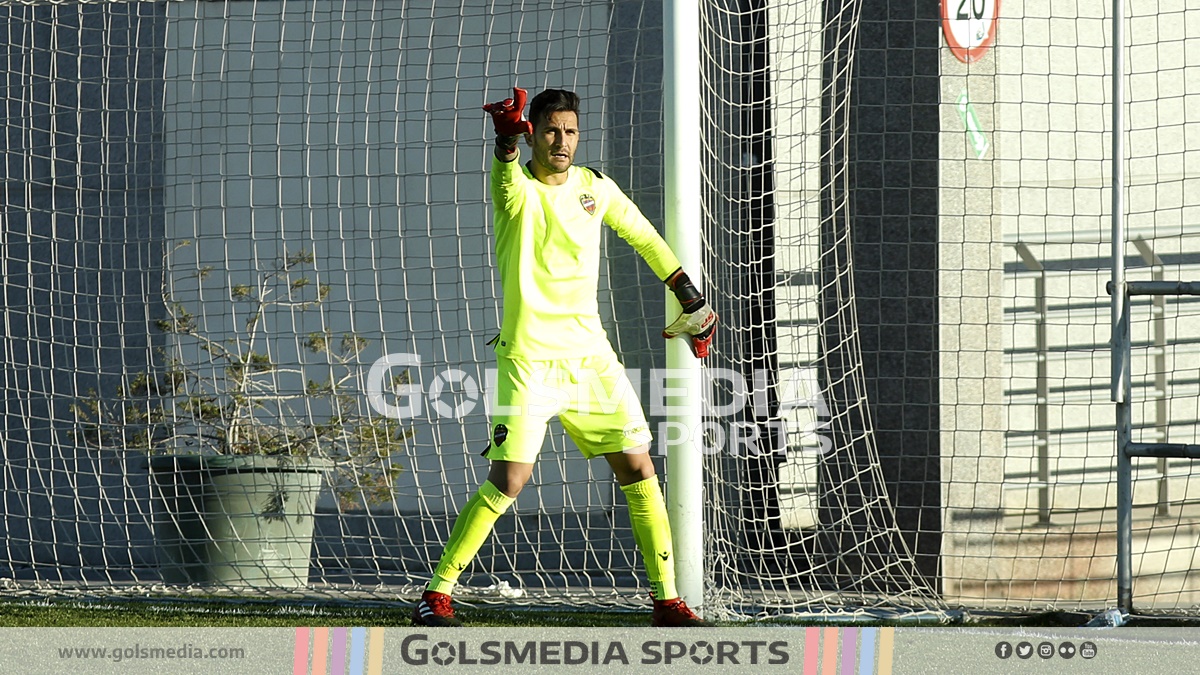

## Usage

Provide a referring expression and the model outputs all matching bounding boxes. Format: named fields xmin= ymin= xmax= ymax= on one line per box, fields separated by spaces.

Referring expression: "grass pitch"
xmin=3 ymin=598 xmax=1197 ymax=628
xmin=0 ymin=598 xmax=654 ymax=628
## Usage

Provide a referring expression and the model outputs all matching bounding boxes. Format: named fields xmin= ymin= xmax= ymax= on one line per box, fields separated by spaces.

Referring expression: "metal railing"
xmin=1110 ymin=275 xmax=1200 ymax=613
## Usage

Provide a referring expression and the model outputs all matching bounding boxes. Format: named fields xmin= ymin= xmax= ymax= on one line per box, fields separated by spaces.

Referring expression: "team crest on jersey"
xmin=579 ymin=193 xmax=597 ymax=215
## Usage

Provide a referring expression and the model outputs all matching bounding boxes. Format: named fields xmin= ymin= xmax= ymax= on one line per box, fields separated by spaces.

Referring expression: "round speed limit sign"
xmin=942 ymin=0 xmax=999 ymax=63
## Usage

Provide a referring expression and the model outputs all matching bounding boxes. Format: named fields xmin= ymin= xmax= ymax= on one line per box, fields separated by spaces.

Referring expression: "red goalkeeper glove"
xmin=483 ymin=87 xmax=534 ymax=148
xmin=662 ymin=269 xmax=718 ymax=358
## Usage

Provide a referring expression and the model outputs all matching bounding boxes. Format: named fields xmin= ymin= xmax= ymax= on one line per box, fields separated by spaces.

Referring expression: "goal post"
xmin=662 ymin=0 xmax=706 ymax=613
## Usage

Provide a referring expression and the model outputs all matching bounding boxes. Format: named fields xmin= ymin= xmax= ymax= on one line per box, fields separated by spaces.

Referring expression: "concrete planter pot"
xmin=148 ymin=455 xmax=332 ymax=589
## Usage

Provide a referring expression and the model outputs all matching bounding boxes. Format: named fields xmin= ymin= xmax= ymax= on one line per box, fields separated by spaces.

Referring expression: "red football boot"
xmin=411 ymin=590 xmax=463 ymax=627
xmin=651 ymin=597 xmax=713 ymax=627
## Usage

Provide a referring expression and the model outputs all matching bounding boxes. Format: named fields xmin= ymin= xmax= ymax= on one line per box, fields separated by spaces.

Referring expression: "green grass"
xmin=4 ymin=599 xmax=1197 ymax=628
xmin=0 ymin=599 xmax=653 ymax=628
xmin=0 ymin=598 xmax=910 ymax=628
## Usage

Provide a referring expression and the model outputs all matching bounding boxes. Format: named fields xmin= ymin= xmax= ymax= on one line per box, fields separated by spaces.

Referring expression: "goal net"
xmin=2 ymin=0 xmax=938 ymax=617
xmin=15 ymin=0 xmax=1195 ymax=620
xmin=696 ymin=1 xmax=943 ymax=616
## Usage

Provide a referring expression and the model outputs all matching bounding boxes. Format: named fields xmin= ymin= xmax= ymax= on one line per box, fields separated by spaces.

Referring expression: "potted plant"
xmin=72 ymin=243 xmax=411 ymax=589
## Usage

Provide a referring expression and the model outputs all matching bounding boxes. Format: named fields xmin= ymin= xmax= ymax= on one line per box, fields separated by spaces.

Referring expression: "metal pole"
xmin=1112 ymin=0 xmax=1134 ymax=614
xmin=1111 ymin=0 xmax=1127 ymax=405
xmin=1116 ymin=294 xmax=1134 ymax=614
xmin=663 ymin=0 xmax=705 ymax=611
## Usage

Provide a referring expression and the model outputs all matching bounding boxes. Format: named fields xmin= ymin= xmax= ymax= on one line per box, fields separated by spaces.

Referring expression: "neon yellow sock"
xmin=620 ymin=476 xmax=678 ymax=601
xmin=427 ymin=480 xmax=515 ymax=595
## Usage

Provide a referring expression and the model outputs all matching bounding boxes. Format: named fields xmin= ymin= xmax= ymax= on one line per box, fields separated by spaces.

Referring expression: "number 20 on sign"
xmin=941 ymin=0 xmax=999 ymax=64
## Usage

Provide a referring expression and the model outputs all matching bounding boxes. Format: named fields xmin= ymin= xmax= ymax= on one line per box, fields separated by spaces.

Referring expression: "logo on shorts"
xmin=493 ymin=423 xmax=508 ymax=447
xmin=623 ymin=422 xmax=652 ymax=444
xmin=579 ymin=193 xmax=597 ymax=215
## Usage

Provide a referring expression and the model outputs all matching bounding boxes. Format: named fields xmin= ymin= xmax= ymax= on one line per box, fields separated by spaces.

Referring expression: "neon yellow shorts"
xmin=483 ymin=351 xmax=652 ymax=463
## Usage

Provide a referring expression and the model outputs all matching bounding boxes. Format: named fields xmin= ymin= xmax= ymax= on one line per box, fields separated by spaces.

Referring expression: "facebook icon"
xmin=995 ymin=642 xmax=1013 ymax=659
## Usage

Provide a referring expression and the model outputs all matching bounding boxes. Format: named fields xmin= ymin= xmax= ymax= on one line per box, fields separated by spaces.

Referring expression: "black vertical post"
xmin=819 ymin=0 xmax=942 ymax=591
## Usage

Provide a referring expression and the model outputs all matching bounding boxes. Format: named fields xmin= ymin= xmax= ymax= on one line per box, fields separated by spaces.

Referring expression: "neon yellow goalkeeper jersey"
xmin=489 ymin=153 xmax=681 ymax=360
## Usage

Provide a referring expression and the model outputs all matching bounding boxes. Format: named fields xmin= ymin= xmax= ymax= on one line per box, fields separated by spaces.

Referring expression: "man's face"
xmin=528 ymin=110 xmax=579 ymax=179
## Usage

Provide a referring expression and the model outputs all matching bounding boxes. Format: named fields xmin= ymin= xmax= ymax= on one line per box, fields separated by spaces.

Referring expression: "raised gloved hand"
xmin=482 ymin=87 xmax=533 ymax=148
xmin=662 ymin=269 xmax=718 ymax=358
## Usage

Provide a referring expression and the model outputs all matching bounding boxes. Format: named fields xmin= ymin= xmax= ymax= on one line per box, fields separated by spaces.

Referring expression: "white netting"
xmin=2 ymin=0 xmax=670 ymax=605
xmin=4 ymin=0 xmax=1200 ymax=619
xmin=984 ymin=0 xmax=1200 ymax=612
xmin=697 ymin=0 xmax=941 ymax=617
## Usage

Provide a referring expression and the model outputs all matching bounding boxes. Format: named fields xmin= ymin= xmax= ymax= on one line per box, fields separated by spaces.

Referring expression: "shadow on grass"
xmin=0 ymin=599 xmax=652 ymax=628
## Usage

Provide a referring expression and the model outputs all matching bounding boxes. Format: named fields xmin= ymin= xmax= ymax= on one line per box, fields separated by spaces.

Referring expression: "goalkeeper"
xmin=412 ymin=87 xmax=717 ymax=628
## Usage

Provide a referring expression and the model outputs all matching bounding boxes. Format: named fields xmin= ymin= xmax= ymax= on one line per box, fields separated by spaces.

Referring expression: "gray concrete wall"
xmin=0 ymin=2 xmax=165 ymax=581
xmin=156 ymin=0 xmax=666 ymax=592
xmin=161 ymin=0 xmax=616 ymax=519
xmin=1 ymin=0 xmax=651 ymax=587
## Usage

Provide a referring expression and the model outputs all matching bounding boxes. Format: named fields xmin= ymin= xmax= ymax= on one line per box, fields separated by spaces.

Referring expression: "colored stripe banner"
xmin=294 ymin=626 xmax=387 ymax=675
xmin=12 ymin=624 xmax=1199 ymax=673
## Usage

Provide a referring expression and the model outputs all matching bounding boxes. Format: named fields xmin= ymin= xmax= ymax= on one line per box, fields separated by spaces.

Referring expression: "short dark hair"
xmin=528 ymin=89 xmax=580 ymax=130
